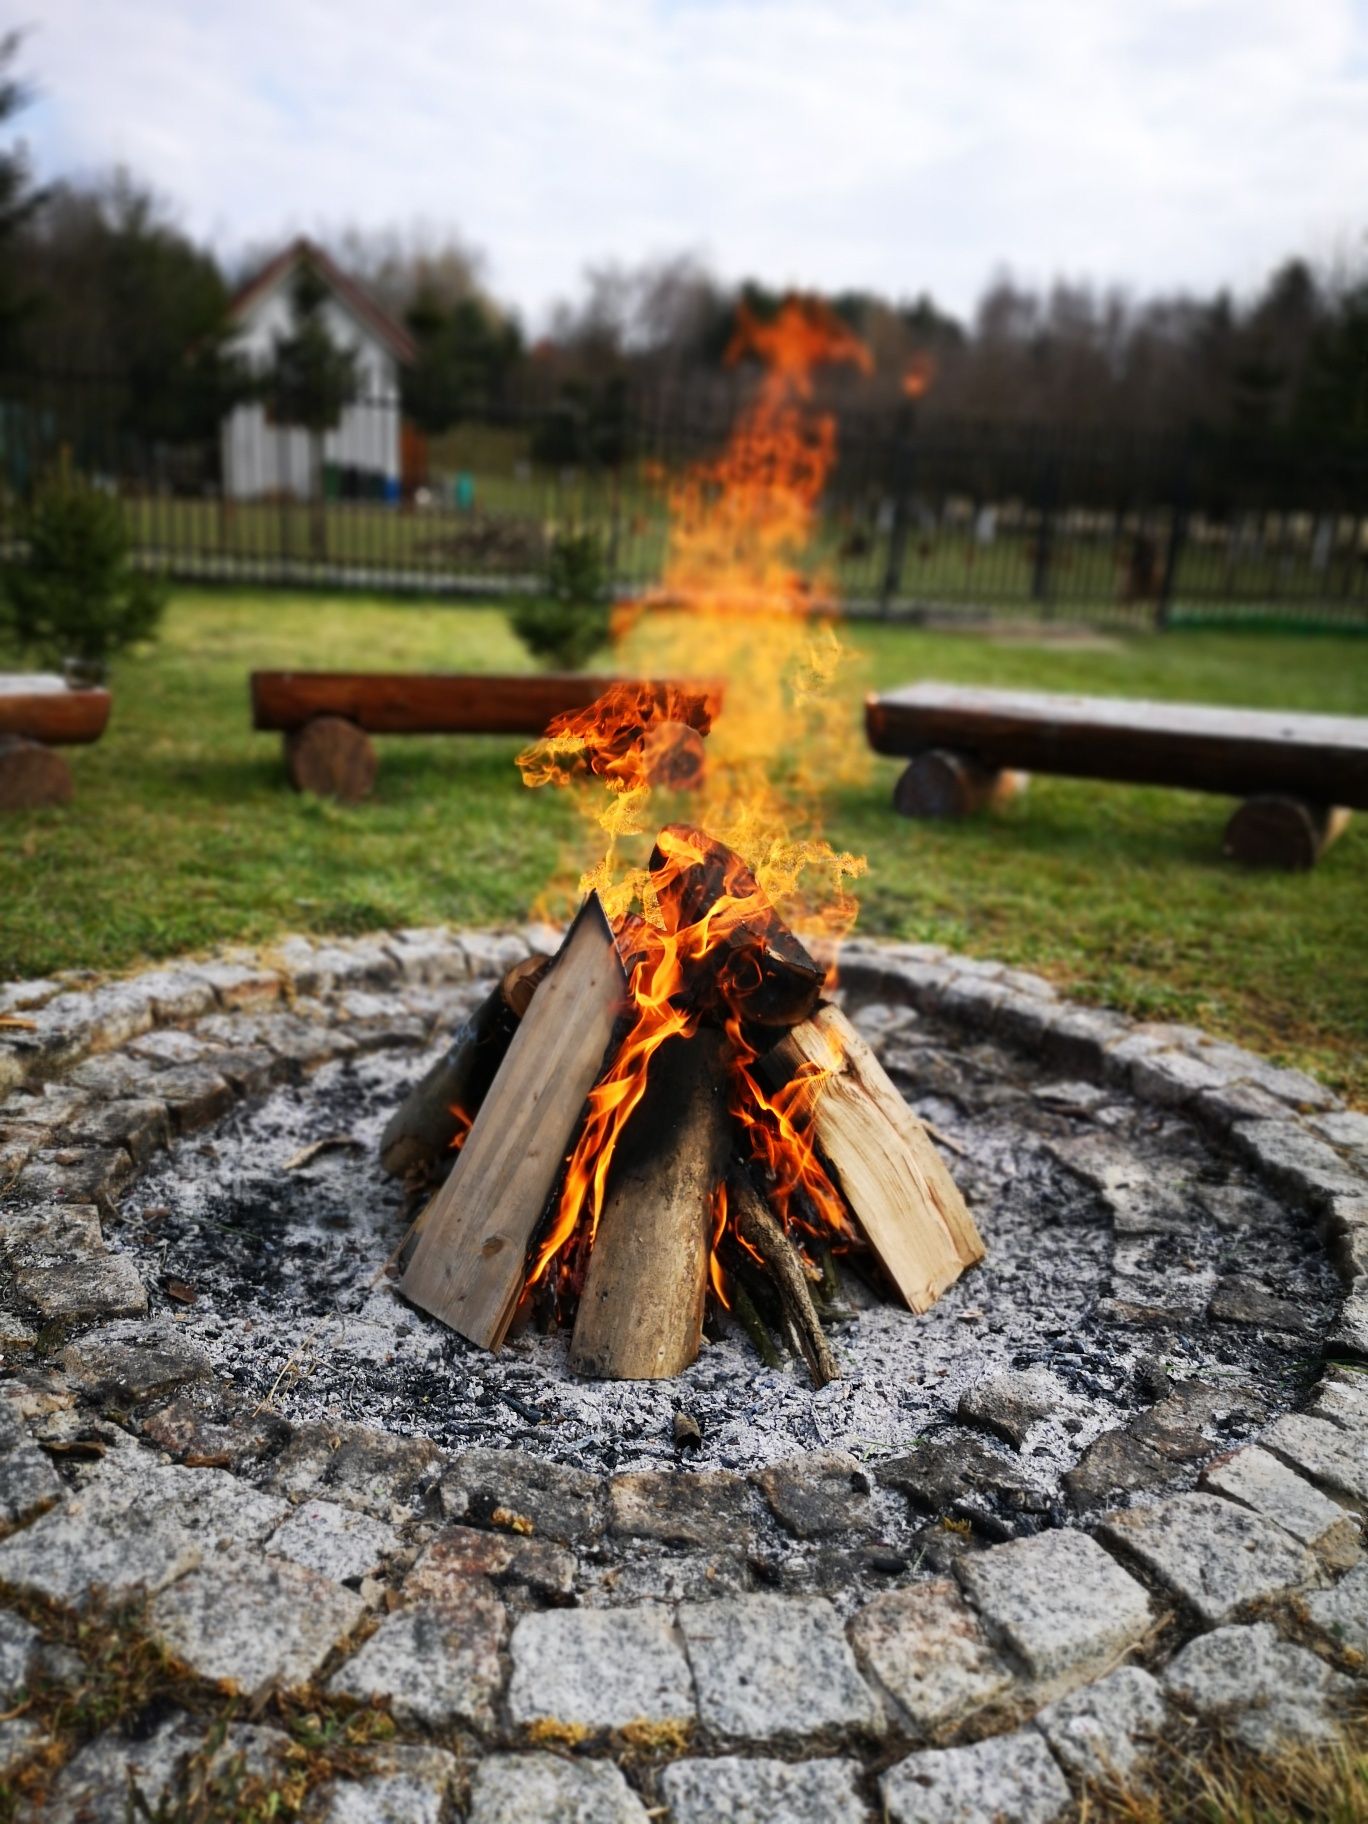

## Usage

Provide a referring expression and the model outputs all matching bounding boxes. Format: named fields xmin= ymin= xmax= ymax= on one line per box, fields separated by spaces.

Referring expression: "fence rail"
xmin=2 ymin=371 xmax=1366 ymax=629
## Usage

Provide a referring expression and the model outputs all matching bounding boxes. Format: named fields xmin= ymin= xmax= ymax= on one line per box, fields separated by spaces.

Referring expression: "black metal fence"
xmin=2 ymin=369 xmax=1366 ymax=630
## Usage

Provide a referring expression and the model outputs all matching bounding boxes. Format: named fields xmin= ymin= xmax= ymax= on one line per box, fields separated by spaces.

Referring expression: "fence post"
xmin=1157 ymin=445 xmax=1189 ymax=630
xmin=880 ymin=407 xmax=914 ymax=617
xmin=1030 ymin=453 xmax=1058 ymax=611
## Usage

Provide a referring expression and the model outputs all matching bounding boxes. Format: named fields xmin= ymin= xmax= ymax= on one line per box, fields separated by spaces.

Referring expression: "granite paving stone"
xmin=60 ymin=1320 xmax=212 ymax=1403
xmin=882 ymin=1730 xmax=1072 ymax=1824
xmin=957 ymin=1367 xmax=1081 ymax=1448
xmin=754 ymin=1451 xmax=874 ymax=1538
xmin=660 ymin=1754 xmax=871 ymax=1824
xmin=1328 ymin=1278 xmax=1368 ymax=1360
xmin=63 ymin=1097 xmax=170 ymax=1164
xmin=406 ymin=1524 xmax=577 ymax=1605
xmin=1164 ymin=1621 xmax=1358 ymax=1755
xmin=848 ymin=1578 xmax=1013 ymax=1736
xmin=266 ymin=1498 xmax=401 ymax=1583
xmin=0 ymin=1481 xmax=201 ymax=1606
xmin=153 ymin=1065 xmax=236 ymax=1132
xmin=152 ymin=1552 xmax=364 ymax=1695
xmin=42 ymin=1716 xmax=196 ymax=1824
xmin=679 ymin=1594 xmax=883 ymax=1746
xmin=441 ymin=1447 xmax=604 ymax=1543
xmin=0 ymin=1715 xmax=42 ymax=1779
xmin=0 ymin=1608 xmax=39 ymax=1697
xmin=1035 ymin=1666 xmax=1166 ymax=1783
xmin=609 ymin=1469 xmax=758 ymax=1547
xmin=271 ymin=1421 xmax=446 ymax=1518
xmin=1304 ymin=1561 xmax=1368 ymax=1658
xmin=329 ymin=1593 xmax=504 ymax=1730
xmin=507 ymin=1604 xmax=694 ymax=1733
xmin=955 ymin=1529 xmax=1154 ymax=1696
xmin=1231 ymin=1119 xmax=1364 ymax=1206
xmin=14 ymin=1250 xmax=147 ymax=1320
xmin=1260 ymin=1413 xmax=1368 ymax=1512
xmin=305 ymin=1745 xmax=459 ymax=1824
xmin=1098 ymin=1493 xmax=1320 ymax=1625
xmin=468 ymin=1752 xmax=650 ymax=1824
xmin=1201 ymin=1445 xmax=1361 ymax=1571
xmin=0 ymin=1435 xmax=63 ymax=1529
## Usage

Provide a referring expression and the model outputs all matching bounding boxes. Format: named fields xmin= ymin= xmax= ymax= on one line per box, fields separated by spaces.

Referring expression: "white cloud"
xmin=24 ymin=0 xmax=1368 ymax=325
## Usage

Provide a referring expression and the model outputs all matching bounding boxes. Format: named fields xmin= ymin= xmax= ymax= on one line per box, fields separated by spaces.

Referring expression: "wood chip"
xmin=41 ymin=1437 xmax=107 ymax=1459
xmin=283 ymin=1135 xmax=365 ymax=1172
xmin=163 ymin=1278 xmax=198 ymax=1305
xmin=0 ymin=1014 xmax=37 ymax=1030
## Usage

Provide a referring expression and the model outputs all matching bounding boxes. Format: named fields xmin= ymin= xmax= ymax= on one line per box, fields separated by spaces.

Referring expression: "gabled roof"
xmin=228 ymin=237 xmax=417 ymax=364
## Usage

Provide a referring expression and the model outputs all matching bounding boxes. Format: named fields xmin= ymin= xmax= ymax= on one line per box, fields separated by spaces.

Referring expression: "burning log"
xmin=569 ymin=1030 xmax=729 ymax=1380
xmin=728 ymin=1172 xmax=838 ymax=1388
xmin=649 ymin=824 xmax=825 ymax=1029
xmin=379 ymin=954 xmax=551 ymax=1180
xmin=759 ymin=1004 xmax=985 ymax=1313
xmin=399 ymin=895 xmax=628 ymax=1350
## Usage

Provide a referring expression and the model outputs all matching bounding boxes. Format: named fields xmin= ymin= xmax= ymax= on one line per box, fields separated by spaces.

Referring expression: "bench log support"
xmin=284 ymin=716 xmax=377 ymax=804
xmin=1223 ymin=797 xmax=1351 ymax=871
xmin=0 ymin=735 xmax=74 ymax=812
xmin=893 ymin=749 xmax=1026 ymax=821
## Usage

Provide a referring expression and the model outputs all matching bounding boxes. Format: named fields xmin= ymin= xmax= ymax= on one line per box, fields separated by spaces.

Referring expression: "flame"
xmin=518 ymin=297 xmax=875 ymax=1310
xmin=449 ymin=1105 xmax=474 ymax=1153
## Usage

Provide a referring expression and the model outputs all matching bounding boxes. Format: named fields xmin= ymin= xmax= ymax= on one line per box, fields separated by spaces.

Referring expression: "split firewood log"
xmin=569 ymin=1029 xmax=729 ymax=1380
xmin=727 ymin=1172 xmax=838 ymax=1388
xmin=400 ymin=894 xmax=629 ymax=1352
xmin=648 ymin=824 xmax=825 ymax=1029
xmin=758 ymin=1003 xmax=985 ymax=1313
xmin=379 ymin=954 xmax=550 ymax=1180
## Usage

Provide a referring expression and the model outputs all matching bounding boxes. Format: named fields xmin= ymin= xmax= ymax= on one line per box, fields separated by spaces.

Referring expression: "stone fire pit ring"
xmin=1 ymin=927 xmax=1364 ymax=1822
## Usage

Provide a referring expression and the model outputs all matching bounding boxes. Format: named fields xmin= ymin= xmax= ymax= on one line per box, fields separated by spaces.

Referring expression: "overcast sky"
xmin=26 ymin=0 xmax=1368 ymax=328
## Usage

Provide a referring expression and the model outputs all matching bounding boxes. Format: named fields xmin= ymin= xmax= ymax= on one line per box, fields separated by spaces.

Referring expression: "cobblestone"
xmin=955 ymin=1529 xmax=1154 ymax=1695
xmin=882 ymin=1730 xmax=1071 ymax=1824
xmin=1201 ymin=1445 xmax=1361 ymax=1571
xmin=1262 ymin=1413 xmax=1368 ymax=1511
xmin=508 ymin=1605 xmax=694 ymax=1734
xmin=610 ymin=1470 xmax=757 ymax=1547
xmin=1304 ymin=1561 xmax=1368 ymax=1658
xmin=469 ymin=1752 xmax=649 ymax=1824
xmin=265 ymin=1498 xmax=401 ymax=1583
xmin=306 ymin=1745 xmax=459 ymax=1824
xmin=1035 ymin=1666 xmax=1166 ymax=1783
xmin=442 ymin=1447 xmax=604 ymax=1543
xmin=1164 ymin=1621 xmax=1357 ymax=1755
xmin=755 ymin=1452 xmax=873 ymax=1538
xmin=1098 ymin=1493 xmax=1320 ymax=1624
xmin=329 ymin=1593 xmax=504 ymax=1729
xmin=151 ymin=1552 xmax=364 ymax=1693
xmin=849 ymin=1578 xmax=1013 ymax=1736
xmin=679 ymin=1595 xmax=882 ymax=1746
xmin=661 ymin=1755 xmax=871 ymax=1824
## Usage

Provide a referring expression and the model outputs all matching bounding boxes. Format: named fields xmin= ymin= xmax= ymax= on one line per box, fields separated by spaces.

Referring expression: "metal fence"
xmin=2 ymin=369 xmax=1366 ymax=630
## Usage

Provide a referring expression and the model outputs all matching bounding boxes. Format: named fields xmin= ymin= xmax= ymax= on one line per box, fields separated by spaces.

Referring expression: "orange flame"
xmin=518 ymin=297 xmax=875 ymax=1311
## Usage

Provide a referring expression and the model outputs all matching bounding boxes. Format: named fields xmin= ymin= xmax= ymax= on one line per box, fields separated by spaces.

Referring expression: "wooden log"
xmin=866 ymin=682 xmax=1368 ymax=810
xmin=649 ymin=824 xmax=825 ymax=1029
xmin=892 ymin=749 xmax=1025 ymax=820
xmin=379 ymin=954 xmax=551 ymax=1179
xmin=0 ymin=736 xmax=73 ymax=812
xmin=400 ymin=894 xmax=628 ymax=1351
xmin=759 ymin=1003 xmax=985 ymax=1313
xmin=284 ymin=716 xmax=378 ymax=803
xmin=569 ymin=1029 xmax=728 ymax=1379
xmin=0 ymin=674 xmax=111 ymax=746
xmin=252 ymin=670 xmax=723 ymax=737
xmin=1223 ymin=796 xmax=1351 ymax=871
xmin=728 ymin=1173 xmax=838 ymax=1388
xmin=642 ymin=719 xmax=707 ymax=790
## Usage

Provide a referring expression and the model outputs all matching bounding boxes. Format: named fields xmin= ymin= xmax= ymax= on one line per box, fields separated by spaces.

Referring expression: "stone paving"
xmin=0 ymin=927 xmax=1365 ymax=1821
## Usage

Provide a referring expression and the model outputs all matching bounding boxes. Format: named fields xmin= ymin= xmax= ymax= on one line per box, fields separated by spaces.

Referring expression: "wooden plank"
xmin=251 ymin=671 xmax=722 ymax=736
xmin=760 ymin=1003 xmax=985 ymax=1314
xmin=569 ymin=1030 xmax=728 ymax=1380
xmin=399 ymin=895 xmax=627 ymax=1351
xmin=866 ymin=682 xmax=1368 ymax=809
xmin=0 ymin=676 xmax=111 ymax=746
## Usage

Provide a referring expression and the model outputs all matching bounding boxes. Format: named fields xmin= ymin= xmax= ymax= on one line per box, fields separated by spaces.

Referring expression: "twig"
xmin=730 ymin=1173 xmax=839 ymax=1388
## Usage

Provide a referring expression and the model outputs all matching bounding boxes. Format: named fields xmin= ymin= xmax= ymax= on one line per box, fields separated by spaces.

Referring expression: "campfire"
xmin=384 ymin=300 xmax=985 ymax=1382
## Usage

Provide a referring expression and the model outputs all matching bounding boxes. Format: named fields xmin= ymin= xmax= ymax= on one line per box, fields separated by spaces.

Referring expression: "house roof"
xmin=228 ymin=237 xmax=417 ymax=364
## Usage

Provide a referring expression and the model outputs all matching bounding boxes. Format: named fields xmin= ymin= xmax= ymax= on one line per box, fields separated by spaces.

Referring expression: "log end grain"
xmin=892 ymin=749 xmax=1024 ymax=821
xmin=284 ymin=716 xmax=378 ymax=803
xmin=0 ymin=736 xmax=74 ymax=812
xmin=1223 ymin=795 xmax=1351 ymax=871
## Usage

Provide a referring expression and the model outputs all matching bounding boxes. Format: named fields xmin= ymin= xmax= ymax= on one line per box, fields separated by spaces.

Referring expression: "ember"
xmin=391 ymin=299 xmax=985 ymax=1381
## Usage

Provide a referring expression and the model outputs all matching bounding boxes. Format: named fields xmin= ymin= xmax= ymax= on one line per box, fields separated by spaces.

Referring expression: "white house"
xmin=221 ymin=238 xmax=415 ymax=501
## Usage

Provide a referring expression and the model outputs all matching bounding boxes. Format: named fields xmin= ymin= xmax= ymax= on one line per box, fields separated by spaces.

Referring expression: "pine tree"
xmin=269 ymin=260 xmax=359 ymax=554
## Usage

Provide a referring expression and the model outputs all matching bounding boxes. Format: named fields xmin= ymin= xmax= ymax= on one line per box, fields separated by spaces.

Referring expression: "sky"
xmin=26 ymin=0 xmax=1368 ymax=329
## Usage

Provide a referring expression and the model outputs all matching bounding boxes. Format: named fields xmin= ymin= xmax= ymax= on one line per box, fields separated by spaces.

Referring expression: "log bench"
xmin=0 ymin=674 xmax=112 ymax=812
xmin=865 ymin=682 xmax=1368 ymax=869
xmin=250 ymin=671 xmax=722 ymax=802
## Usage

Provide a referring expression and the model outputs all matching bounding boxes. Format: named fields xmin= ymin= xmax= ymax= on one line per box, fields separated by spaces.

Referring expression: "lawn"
xmin=1 ymin=590 xmax=1365 ymax=1102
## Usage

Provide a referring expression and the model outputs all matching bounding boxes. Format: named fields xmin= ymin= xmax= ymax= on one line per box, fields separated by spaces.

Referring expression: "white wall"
xmin=221 ymin=265 xmax=402 ymax=501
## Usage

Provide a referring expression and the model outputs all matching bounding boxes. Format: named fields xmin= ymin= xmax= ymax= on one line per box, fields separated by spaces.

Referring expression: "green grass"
xmin=2 ymin=591 xmax=1365 ymax=1101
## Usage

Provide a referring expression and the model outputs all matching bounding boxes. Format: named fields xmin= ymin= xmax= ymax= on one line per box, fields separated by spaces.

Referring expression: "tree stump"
xmin=284 ymin=716 xmax=377 ymax=803
xmin=0 ymin=736 xmax=74 ymax=812
xmin=892 ymin=749 xmax=1024 ymax=820
xmin=1223 ymin=795 xmax=1350 ymax=870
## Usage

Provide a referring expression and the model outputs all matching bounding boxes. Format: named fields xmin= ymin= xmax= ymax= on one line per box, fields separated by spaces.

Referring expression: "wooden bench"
xmin=250 ymin=671 xmax=722 ymax=802
xmin=0 ymin=674 xmax=112 ymax=812
xmin=865 ymin=682 xmax=1368 ymax=869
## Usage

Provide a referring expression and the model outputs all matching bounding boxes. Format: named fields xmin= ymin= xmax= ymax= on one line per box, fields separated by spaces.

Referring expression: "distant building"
xmin=221 ymin=238 xmax=415 ymax=501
